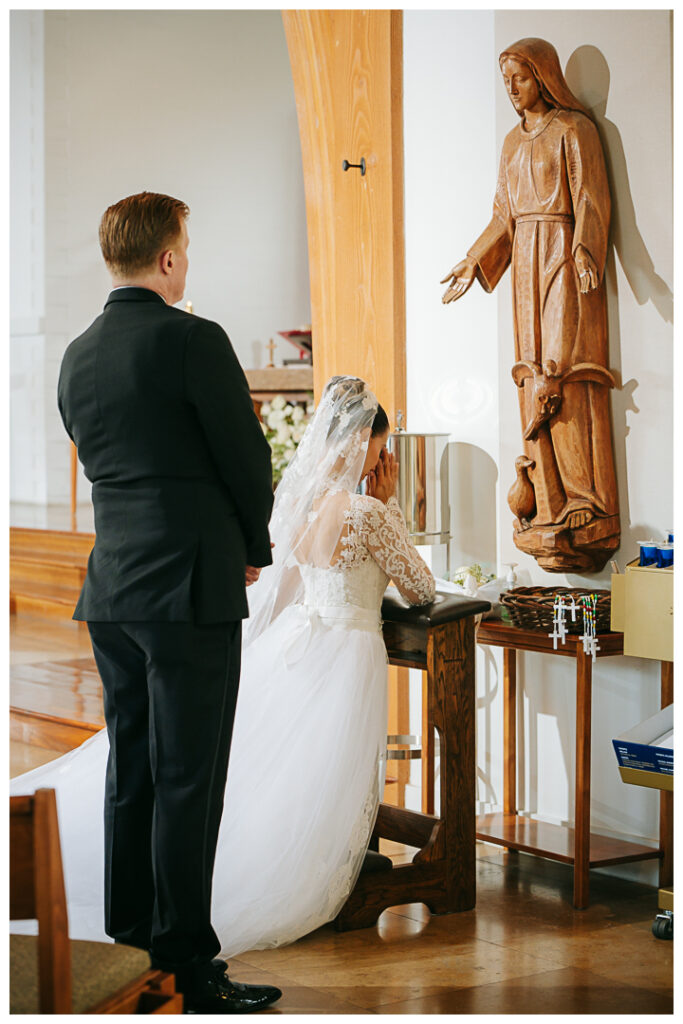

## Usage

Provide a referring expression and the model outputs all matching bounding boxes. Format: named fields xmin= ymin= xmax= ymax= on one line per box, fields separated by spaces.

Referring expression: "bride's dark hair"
xmin=371 ymin=404 xmax=389 ymax=437
xmin=323 ymin=376 xmax=387 ymax=442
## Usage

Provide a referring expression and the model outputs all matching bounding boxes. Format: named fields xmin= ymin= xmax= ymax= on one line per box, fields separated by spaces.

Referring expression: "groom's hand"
xmin=245 ymin=566 xmax=261 ymax=586
xmin=245 ymin=543 xmax=274 ymax=585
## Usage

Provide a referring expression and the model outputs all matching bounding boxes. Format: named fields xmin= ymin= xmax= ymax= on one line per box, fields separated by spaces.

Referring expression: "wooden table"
xmin=336 ymin=589 xmax=490 ymax=931
xmin=475 ymin=620 xmax=669 ymax=908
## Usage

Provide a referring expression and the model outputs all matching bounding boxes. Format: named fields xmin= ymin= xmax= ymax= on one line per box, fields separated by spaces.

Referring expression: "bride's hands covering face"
xmin=366 ymin=448 xmax=398 ymax=504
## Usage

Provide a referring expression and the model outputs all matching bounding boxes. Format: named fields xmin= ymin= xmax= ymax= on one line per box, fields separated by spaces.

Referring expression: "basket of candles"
xmin=500 ymin=587 xmax=612 ymax=634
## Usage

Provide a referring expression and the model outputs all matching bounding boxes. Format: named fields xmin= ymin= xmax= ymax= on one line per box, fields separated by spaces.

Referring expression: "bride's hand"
xmin=367 ymin=449 xmax=398 ymax=504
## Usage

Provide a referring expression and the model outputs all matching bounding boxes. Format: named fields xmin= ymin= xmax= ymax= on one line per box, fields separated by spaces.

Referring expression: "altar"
xmin=245 ymin=366 xmax=313 ymax=407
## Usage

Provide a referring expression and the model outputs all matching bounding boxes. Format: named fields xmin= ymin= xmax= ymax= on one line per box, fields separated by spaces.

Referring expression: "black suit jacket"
xmin=58 ymin=288 xmax=273 ymax=624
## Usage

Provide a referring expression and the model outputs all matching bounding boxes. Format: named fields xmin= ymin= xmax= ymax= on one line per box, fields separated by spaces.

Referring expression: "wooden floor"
xmin=10 ymin=500 xmax=95 ymax=533
xmin=10 ymin=612 xmax=674 ymax=1014
xmin=10 ymin=614 xmax=102 ymax=774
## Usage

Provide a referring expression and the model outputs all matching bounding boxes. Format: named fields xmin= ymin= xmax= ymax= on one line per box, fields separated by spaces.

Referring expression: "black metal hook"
xmin=342 ymin=158 xmax=366 ymax=176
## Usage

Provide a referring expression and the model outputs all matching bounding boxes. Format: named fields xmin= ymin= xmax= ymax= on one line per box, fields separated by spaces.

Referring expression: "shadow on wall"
xmin=565 ymin=45 xmax=673 ymax=323
xmin=564 ymin=46 xmax=672 ymax=578
xmin=447 ymin=442 xmax=498 ymax=574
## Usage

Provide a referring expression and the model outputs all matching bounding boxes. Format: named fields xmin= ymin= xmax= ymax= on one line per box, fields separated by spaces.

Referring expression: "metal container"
xmin=387 ymin=431 xmax=450 ymax=544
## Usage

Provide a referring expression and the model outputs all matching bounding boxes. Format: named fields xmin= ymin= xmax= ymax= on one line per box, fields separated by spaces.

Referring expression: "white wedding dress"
xmin=10 ymin=492 xmax=435 ymax=959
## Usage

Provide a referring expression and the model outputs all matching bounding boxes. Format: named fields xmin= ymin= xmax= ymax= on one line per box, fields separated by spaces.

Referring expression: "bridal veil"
xmin=244 ymin=374 xmax=379 ymax=643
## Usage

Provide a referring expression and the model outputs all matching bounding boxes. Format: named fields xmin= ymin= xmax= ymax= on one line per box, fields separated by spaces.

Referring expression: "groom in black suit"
xmin=58 ymin=192 xmax=280 ymax=1013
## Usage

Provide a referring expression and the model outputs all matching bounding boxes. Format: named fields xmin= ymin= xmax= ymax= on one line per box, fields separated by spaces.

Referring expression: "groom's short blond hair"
xmin=99 ymin=192 xmax=189 ymax=277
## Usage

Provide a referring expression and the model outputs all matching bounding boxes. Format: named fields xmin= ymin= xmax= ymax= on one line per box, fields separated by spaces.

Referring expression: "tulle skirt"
xmin=10 ymin=606 xmax=388 ymax=958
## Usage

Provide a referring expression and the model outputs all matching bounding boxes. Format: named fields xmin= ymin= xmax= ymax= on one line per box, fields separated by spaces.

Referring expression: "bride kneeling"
xmin=11 ymin=375 xmax=435 ymax=959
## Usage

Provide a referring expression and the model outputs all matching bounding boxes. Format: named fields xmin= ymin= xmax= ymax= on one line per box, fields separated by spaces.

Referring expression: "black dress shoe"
xmin=182 ymin=971 xmax=282 ymax=1014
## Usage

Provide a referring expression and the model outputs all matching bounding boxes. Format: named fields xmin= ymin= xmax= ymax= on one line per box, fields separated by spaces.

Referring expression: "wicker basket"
xmin=500 ymin=587 xmax=612 ymax=634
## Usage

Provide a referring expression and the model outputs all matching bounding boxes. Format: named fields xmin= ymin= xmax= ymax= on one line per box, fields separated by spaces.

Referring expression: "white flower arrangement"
xmin=451 ymin=563 xmax=496 ymax=587
xmin=261 ymin=395 xmax=314 ymax=485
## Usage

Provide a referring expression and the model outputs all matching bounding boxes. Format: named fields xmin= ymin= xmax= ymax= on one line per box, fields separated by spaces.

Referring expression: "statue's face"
xmin=501 ymin=57 xmax=542 ymax=115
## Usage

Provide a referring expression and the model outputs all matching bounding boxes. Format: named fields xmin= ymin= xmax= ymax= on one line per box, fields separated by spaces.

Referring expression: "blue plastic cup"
xmin=656 ymin=543 xmax=674 ymax=568
xmin=667 ymin=531 xmax=674 ymax=543
xmin=638 ymin=541 xmax=658 ymax=566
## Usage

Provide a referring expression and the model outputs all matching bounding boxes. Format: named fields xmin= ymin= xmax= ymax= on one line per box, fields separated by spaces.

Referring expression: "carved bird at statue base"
xmin=508 ymin=455 xmax=536 ymax=527
xmin=511 ymin=359 xmax=617 ymax=442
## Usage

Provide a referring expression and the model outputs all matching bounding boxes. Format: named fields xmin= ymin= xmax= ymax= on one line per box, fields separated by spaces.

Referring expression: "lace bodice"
xmin=300 ymin=495 xmax=435 ymax=618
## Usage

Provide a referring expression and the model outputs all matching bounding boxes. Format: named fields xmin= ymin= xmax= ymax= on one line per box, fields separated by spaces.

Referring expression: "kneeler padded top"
xmin=382 ymin=590 xmax=490 ymax=627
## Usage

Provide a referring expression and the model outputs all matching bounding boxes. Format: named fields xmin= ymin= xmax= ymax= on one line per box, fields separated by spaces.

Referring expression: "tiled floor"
xmin=10 ymin=612 xmax=674 ymax=1014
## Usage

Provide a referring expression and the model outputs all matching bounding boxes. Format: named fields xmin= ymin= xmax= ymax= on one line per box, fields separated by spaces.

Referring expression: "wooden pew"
xmin=336 ymin=589 xmax=489 ymax=930
xmin=10 ymin=788 xmax=182 ymax=1014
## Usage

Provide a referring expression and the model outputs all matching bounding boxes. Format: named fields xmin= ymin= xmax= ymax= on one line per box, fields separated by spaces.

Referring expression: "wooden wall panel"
xmin=282 ymin=10 xmax=406 ymax=423
xmin=283 ymin=10 xmax=410 ymax=808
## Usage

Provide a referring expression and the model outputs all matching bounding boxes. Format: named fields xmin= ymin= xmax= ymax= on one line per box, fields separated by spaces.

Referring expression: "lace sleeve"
xmin=352 ymin=495 xmax=436 ymax=606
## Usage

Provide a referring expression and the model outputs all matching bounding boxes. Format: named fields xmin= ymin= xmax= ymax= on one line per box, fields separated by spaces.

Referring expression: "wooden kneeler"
xmin=336 ymin=590 xmax=489 ymax=931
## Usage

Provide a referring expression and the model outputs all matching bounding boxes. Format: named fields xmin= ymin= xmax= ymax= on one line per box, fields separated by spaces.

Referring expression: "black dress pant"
xmin=87 ymin=619 xmax=242 ymax=970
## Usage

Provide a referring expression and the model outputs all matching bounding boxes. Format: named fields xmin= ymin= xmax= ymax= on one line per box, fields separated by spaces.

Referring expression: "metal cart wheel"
xmin=652 ymin=911 xmax=673 ymax=940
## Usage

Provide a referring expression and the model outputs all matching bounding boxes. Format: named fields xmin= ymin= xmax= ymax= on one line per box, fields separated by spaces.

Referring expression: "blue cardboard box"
xmin=612 ymin=704 xmax=673 ymax=779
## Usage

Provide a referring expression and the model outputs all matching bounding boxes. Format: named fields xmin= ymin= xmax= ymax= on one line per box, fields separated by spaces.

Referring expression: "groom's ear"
xmin=159 ymin=248 xmax=173 ymax=276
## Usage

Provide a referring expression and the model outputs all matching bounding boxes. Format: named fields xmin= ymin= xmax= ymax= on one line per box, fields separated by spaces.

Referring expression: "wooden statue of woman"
xmin=441 ymin=38 xmax=620 ymax=573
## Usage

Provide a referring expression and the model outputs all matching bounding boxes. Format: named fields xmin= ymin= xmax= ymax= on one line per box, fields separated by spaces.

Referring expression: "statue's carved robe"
xmin=469 ymin=107 xmax=618 ymax=531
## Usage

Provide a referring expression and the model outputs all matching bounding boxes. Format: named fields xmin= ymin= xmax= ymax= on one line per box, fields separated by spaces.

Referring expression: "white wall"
xmin=10 ymin=12 xmax=47 ymax=504
xmin=11 ymin=9 xmax=309 ymax=506
xmin=404 ymin=10 xmax=499 ymax=576
xmin=404 ymin=10 xmax=673 ymax=884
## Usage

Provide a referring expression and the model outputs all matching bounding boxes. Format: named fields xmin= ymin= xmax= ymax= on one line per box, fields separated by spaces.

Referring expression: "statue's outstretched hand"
xmin=574 ymin=245 xmax=598 ymax=294
xmin=440 ymin=256 xmax=477 ymax=304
